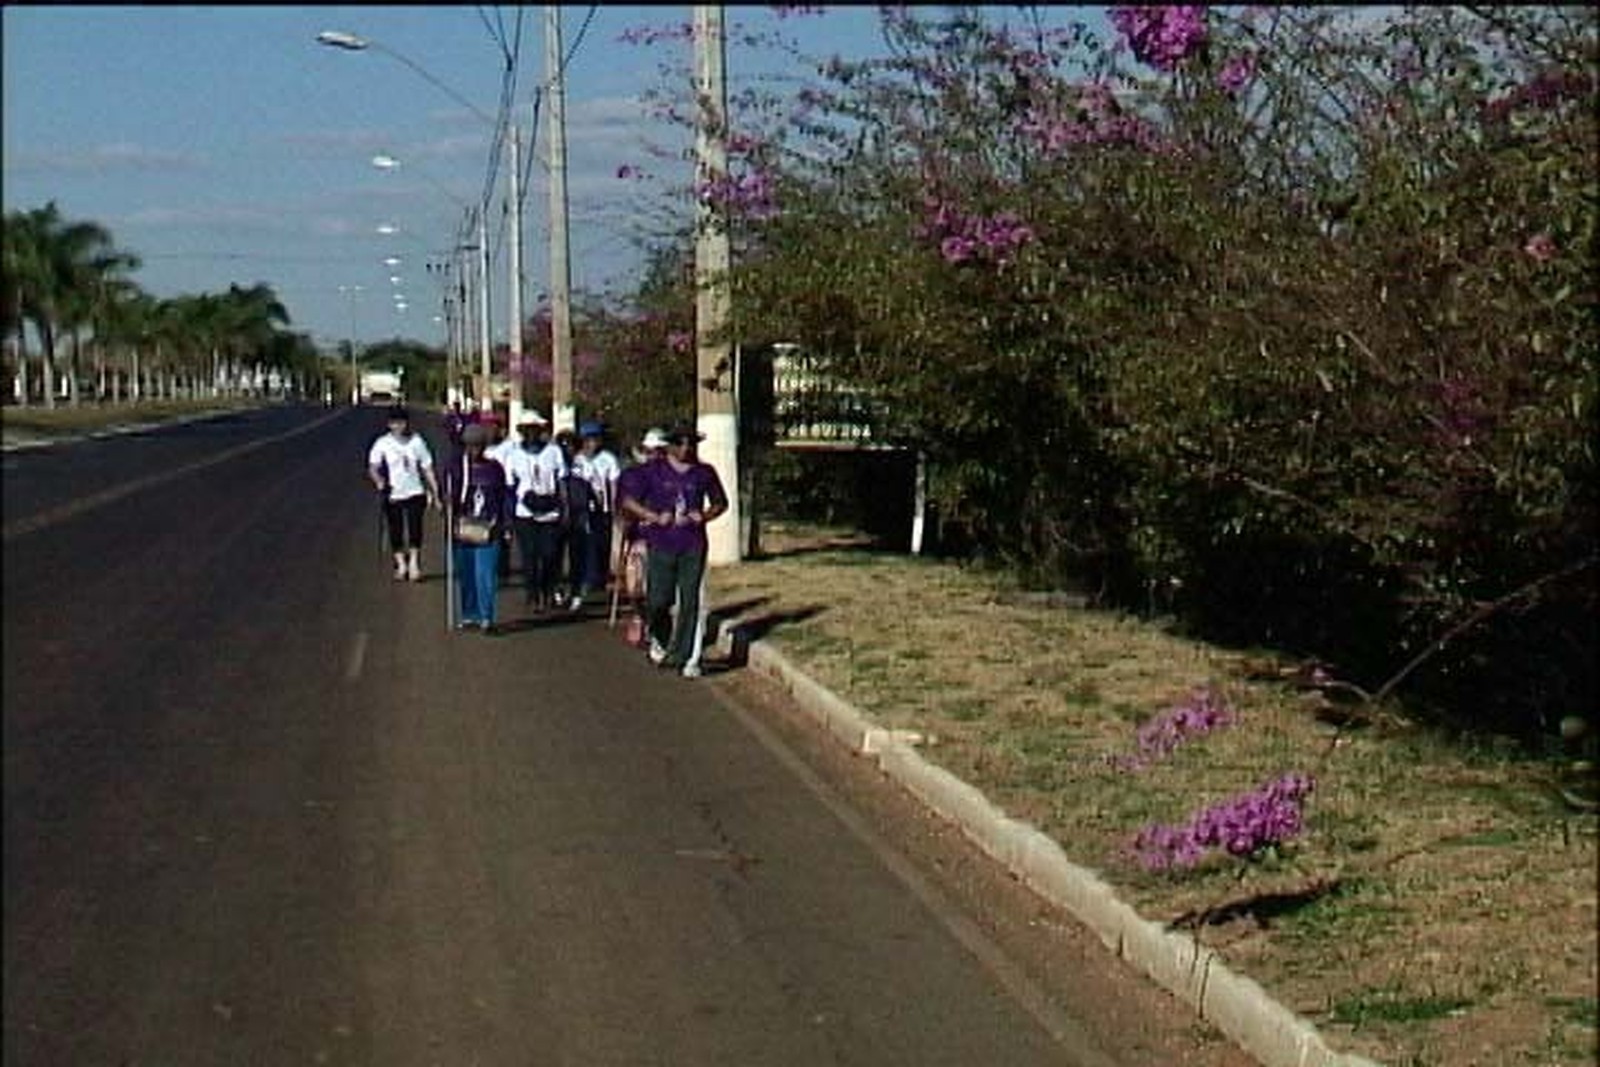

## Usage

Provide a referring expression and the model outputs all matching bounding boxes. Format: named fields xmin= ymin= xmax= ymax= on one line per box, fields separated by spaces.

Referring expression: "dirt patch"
xmin=710 ymin=523 xmax=1600 ymax=1067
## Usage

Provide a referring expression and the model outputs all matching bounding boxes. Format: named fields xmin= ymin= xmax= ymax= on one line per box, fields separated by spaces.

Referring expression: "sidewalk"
xmin=701 ymin=530 xmax=1598 ymax=1067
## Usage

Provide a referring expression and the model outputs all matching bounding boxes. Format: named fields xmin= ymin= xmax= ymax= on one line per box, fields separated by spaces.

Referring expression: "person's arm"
xmin=687 ymin=467 xmax=729 ymax=525
xmin=367 ymin=441 xmax=388 ymax=494
xmin=417 ymin=441 xmax=441 ymax=507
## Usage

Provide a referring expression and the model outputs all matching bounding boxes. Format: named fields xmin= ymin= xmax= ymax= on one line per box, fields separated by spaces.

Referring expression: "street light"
xmin=322 ymin=27 xmax=522 ymax=418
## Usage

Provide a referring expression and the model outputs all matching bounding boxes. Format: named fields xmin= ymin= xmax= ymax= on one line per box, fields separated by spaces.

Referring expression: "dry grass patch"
xmin=713 ymin=523 xmax=1599 ymax=1067
xmin=1 ymin=397 xmax=264 ymax=436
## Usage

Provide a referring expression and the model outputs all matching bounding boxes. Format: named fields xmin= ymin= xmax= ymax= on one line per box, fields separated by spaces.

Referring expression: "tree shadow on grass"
xmin=1168 ymin=878 xmax=1343 ymax=931
xmin=711 ymin=605 xmax=829 ymax=669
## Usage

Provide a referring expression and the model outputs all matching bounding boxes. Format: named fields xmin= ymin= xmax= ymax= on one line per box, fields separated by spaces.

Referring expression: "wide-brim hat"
xmin=665 ymin=422 xmax=705 ymax=444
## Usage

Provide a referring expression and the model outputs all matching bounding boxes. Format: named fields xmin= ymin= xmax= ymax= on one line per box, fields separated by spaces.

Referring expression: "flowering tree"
xmin=606 ymin=5 xmax=1597 ymax=734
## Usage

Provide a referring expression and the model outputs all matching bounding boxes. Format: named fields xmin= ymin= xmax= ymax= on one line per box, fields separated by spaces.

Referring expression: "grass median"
xmin=1 ymin=397 xmax=272 ymax=441
xmin=710 ymin=522 xmax=1598 ymax=1067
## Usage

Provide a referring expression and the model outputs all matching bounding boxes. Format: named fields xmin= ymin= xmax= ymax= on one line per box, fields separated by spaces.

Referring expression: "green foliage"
xmin=646 ymin=4 xmax=1599 ymax=738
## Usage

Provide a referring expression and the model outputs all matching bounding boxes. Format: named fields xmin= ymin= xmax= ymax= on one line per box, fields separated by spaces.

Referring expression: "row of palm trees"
xmin=2 ymin=201 xmax=324 ymax=409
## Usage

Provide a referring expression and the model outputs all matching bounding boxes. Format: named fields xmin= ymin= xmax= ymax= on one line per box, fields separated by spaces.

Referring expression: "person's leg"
xmin=515 ymin=519 xmax=538 ymax=604
xmin=385 ymin=500 xmax=407 ymax=577
xmin=567 ymin=520 xmax=590 ymax=608
xmin=403 ymin=497 xmax=426 ymax=579
xmin=588 ymin=517 xmax=612 ymax=595
xmin=678 ymin=555 xmax=711 ymax=676
xmin=476 ymin=542 xmax=501 ymax=628
xmin=667 ymin=550 xmax=707 ymax=669
xmin=454 ymin=542 xmax=479 ymax=623
xmin=535 ymin=522 xmax=561 ymax=606
xmin=645 ymin=549 xmax=678 ymax=660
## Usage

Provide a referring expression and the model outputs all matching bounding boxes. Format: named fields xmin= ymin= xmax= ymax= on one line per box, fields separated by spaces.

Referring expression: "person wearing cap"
xmin=571 ymin=420 xmax=622 ymax=605
xmin=618 ymin=422 xmax=728 ymax=677
xmin=611 ymin=428 xmax=668 ymax=644
xmin=444 ymin=422 xmax=514 ymax=633
xmin=366 ymin=405 xmax=441 ymax=582
xmin=502 ymin=409 xmax=568 ymax=612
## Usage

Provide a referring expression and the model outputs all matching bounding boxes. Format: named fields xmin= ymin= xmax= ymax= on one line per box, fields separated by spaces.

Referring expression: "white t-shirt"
xmin=504 ymin=441 xmax=568 ymax=521
xmin=572 ymin=449 xmax=621 ymax=513
xmin=368 ymin=432 xmax=434 ymax=501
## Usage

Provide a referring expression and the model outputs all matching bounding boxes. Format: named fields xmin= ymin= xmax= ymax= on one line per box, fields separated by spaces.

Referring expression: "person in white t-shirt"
xmin=502 ymin=409 xmax=567 ymax=611
xmin=367 ymin=406 xmax=441 ymax=581
xmin=571 ymin=421 xmax=622 ymax=603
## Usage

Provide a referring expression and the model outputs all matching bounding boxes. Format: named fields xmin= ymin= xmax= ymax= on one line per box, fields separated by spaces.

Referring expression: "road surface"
xmin=3 ymin=405 xmax=1249 ymax=1066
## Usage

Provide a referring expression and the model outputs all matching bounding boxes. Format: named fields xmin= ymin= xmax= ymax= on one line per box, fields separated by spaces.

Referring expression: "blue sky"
xmin=3 ymin=5 xmax=1109 ymax=350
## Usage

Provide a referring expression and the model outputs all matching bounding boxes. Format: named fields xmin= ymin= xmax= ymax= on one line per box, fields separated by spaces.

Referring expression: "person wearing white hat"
xmin=611 ymin=428 xmax=668 ymax=643
xmin=503 ymin=408 xmax=567 ymax=612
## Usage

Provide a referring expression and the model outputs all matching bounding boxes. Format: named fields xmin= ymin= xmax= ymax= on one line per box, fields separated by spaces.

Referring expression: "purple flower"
xmin=667 ymin=331 xmax=692 ymax=354
xmin=1133 ymin=774 xmax=1316 ymax=871
xmin=1116 ymin=688 xmax=1236 ymax=770
xmin=1109 ymin=6 xmax=1208 ymax=72
xmin=1218 ymin=52 xmax=1257 ymax=95
xmin=616 ymin=164 xmax=642 ymax=180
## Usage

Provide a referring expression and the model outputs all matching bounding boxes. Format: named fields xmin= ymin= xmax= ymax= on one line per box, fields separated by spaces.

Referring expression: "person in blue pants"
xmin=445 ymin=423 xmax=513 ymax=634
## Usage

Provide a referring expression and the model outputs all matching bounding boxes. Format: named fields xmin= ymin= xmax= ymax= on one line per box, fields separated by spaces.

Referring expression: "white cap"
xmin=516 ymin=409 xmax=549 ymax=427
xmin=641 ymin=428 xmax=668 ymax=450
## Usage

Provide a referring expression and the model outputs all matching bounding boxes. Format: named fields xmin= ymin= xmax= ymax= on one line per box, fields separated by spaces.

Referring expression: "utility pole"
xmin=546 ymin=3 xmax=575 ymax=432
xmin=507 ymin=123 xmax=528 ymax=428
xmin=694 ymin=3 xmax=741 ymax=564
xmin=477 ymin=206 xmax=492 ymax=412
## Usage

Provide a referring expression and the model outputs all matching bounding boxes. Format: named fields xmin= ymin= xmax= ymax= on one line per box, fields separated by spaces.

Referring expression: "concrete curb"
xmin=710 ymin=616 xmax=1382 ymax=1067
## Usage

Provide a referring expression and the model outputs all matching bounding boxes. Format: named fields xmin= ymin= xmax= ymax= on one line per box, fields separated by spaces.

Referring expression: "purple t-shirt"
xmin=624 ymin=458 xmax=728 ymax=555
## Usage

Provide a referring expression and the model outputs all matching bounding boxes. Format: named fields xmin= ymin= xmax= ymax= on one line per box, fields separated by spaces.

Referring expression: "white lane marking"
xmin=344 ymin=631 xmax=370 ymax=683
xmin=1 ymin=408 xmax=348 ymax=542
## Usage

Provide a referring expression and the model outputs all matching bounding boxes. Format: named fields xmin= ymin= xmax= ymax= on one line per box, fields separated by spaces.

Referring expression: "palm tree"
xmin=11 ymin=202 xmax=133 ymax=409
xmin=2 ymin=208 xmax=49 ymax=406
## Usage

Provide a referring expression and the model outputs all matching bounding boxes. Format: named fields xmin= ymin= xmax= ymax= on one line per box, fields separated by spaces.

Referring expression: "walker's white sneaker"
xmin=393 ymin=561 xmax=408 ymax=580
xmin=406 ymin=561 xmax=422 ymax=581
xmin=647 ymin=639 xmax=669 ymax=666
xmin=568 ymin=595 xmax=583 ymax=613
xmin=680 ymin=662 xmax=703 ymax=679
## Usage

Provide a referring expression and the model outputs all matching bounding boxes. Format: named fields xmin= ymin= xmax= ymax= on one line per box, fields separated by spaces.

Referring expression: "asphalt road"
xmin=2 ymin=405 xmax=1249 ymax=1067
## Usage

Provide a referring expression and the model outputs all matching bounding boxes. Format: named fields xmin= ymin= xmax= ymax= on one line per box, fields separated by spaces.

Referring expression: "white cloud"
xmin=5 ymin=142 xmax=204 ymax=174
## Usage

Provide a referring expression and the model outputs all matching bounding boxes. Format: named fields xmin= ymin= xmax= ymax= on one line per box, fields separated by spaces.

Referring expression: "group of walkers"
xmin=366 ymin=403 xmax=728 ymax=679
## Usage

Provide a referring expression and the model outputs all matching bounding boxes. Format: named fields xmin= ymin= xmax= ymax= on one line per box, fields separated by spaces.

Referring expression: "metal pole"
xmin=546 ymin=4 xmax=575 ymax=432
xmin=477 ymin=207 xmax=492 ymax=412
xmin=694 ymin=3 xmax=741 ymax=565
xmin=508 ymin=123 xmax=527 ymax=429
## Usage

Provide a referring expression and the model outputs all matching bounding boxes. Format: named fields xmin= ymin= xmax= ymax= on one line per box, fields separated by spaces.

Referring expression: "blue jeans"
xmin=454 ymin=541 xmax=501 ymax=624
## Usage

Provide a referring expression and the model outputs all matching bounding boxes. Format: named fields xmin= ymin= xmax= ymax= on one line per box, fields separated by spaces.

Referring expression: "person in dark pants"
xmin=618 ymin=423 xmax=728 ymax=678
xmin=503 ymin=410 xmax=566 ymax=612
xmin=572 ymin=420 xmax=621 ymax=603
xmin=366 ymin=405 xmax=440 ymax=581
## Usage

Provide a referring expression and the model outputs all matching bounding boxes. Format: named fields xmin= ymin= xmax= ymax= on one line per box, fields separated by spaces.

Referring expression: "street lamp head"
xmin=316 ymin=30 xmax=369 ymax=51
xmin=376 ymin=223 xmax=399 ymax=235
xmin=383 ymin=256 xmax=402 ymax=266
xmin=371 ymin=154 xmax=400 ymax=170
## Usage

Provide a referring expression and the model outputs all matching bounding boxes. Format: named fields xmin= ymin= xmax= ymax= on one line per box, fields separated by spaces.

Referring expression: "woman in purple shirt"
xmin=444 ymin=423 xmax=513 ymax=633
xmin=617 ymin=423 xmax=728 ymax=676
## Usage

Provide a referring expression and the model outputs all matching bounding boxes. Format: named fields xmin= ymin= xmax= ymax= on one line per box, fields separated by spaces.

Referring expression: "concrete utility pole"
xmin=507 ymin=123 xmax=528 ymax=428
xmin=546 ymin=3 xmax=575 ymax=432
xmin=694 ymin=3 xmax=741 ymax=564
xmin=477 ymin=206 xmax=492 ymax=411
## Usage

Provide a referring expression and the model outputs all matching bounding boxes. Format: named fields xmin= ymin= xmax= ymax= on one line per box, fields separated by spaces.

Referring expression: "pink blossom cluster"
xmin=697 ymin=168 xmax=778 ymax=220
xmin=1020 ymin=83 xmax=1165 ymax=154
xmin=1523 ymin=232 xmax=1557 ymax=263
xmin=1483 ymin=67 xmax=1593 ymax=121
xmin=1217 ymin=52 xmax=1257 ymax=96
xmin=1133 ymin=773 xmax=1315 ymax=871
xmin=1113 ymin=688 xmax=1236 ymax=771
xmin=920 ymin=199 xmax=1035 ymax=266
xmin=668 ymin=331 xmax=692 ymax=354
xmin=1109 ymin=6 xmax=1209 ymax=72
